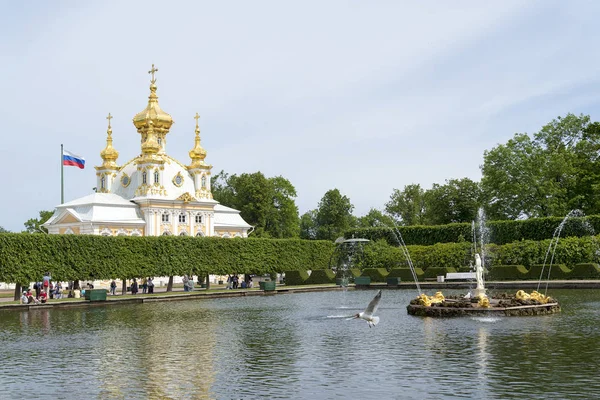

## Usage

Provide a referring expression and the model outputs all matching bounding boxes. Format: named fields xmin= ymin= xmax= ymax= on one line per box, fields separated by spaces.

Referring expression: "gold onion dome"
xmin=100 ymin=113 xmax=119 ymax=168
xmin=189 ymin=112 xmax=207 ymax=167
xmin=133 ymin=64 xmax=174 ymax=135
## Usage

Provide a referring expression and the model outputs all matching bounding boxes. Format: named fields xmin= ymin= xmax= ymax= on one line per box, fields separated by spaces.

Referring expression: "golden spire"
xmin=141 ymin=120 xmax=160 ymax=156
xmin=133 ymin=64 xmax=173 ymax=139
xmin=99 ymin=112 xmax=119 ymax=169
xmin=188 ymin=112 xmax=207 ymax=168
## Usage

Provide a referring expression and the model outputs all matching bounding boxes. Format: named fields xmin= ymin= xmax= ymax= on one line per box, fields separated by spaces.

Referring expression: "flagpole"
xmin=61 ymin=143 xmax=64 ymax=204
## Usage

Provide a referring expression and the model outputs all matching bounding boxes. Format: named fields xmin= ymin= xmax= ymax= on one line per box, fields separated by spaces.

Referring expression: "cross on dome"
xmin=148 ymin=64 xmax=158 ymax=83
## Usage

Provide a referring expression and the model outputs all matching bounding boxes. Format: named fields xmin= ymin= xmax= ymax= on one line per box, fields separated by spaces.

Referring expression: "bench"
xmin=445 ymin=272 xmax=476 ymax=281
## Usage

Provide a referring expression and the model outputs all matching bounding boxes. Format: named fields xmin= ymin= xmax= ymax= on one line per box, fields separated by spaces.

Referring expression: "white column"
xmin=171 ymin=210 xmax=177 ymax=235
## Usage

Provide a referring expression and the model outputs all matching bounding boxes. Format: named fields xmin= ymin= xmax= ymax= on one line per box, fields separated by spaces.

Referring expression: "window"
xmin=179 ymin=231 xmax=187 ymax=236
xmin=100 ymin=176 xmax=106 ymax=190
xmin=195 ymin=215 xmax=202 ymax=224
xmin=162 ymin=213 xmax=170 ymax=223
xmin=158 ymin=138 xmax=162 ymax=147
xmin=162 ymin=231 xmax=171 ymax=236
xmin=196 ymin=231 xmax=204 ymax=237
xmin=179 ymin=213 xmax=186 ymax=223
xmin=201 ymin=175 xmax=207 ymax=189
xmin=154 ymin=170 xmax=160 ymax=184
xmin=142 ymin=171 xmax=147 ymax=184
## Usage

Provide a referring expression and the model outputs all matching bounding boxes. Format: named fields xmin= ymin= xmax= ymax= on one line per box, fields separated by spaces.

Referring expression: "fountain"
xmin=406 ymin=209 xmax=561 ymax=317
xmin=330 ymin=237 xmax=369 ymax=287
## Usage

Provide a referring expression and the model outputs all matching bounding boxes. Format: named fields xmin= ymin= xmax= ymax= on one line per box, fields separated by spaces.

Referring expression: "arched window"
xmin=201 ymin=175 xmax=207 ymax=189
xmin=154 ymin=170 xmax=160 ymax=184
xmin=179 ymin=231 xmax=187 ymax=236
xmin=142 ymin=171 xmax=147 ymax=185
xmin=162 ymin=231 xmax=171 ymax=236
xmin=100 ymin=176 xmax=106 ymax=190
xmin=195 ymin=231 xmax=205 ymax=237
xmin=179 ymin=213 xmax=187 ymax=223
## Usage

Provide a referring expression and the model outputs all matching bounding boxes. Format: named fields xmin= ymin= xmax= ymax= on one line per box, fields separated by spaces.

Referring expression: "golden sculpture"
xmin=177 ymin=192 xmax=196 ymax=203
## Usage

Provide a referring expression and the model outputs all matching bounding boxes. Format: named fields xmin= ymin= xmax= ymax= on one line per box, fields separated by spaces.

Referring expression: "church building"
xmin=44 ymin=65 xmax=252 ymax=238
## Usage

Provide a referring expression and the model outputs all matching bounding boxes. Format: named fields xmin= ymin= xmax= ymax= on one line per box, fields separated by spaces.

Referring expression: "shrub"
xmin=422 ymin=267 xmax=457 ymax=281
xmin=284 ymin=270 xmax=309 ymax=285
xmin=487 ymin=265 xmax=529 ymax=281
xmin=387 ymin=268 xmax=424 ymax=282
xmin=305 ymin=269 xmax=335 ymax=284
xmin=360 ymin=268 xmax=389 ymax=282
xmin=527 ymin=264 xmax=572 ymax=280
xmin=569 ymin=263 xmax=600 ymax=279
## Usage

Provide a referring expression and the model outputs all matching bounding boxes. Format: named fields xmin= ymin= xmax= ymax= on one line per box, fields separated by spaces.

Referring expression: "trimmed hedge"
xmin=569 ymin=263 xmax=600 ymax=279
xmin=527 ymin=264 xmax=572 ymax=280
xmin=387 ymin=268 xmax=424 ymax=282
xmin=0 ymin=233 xmax=334 ymax=283
xmin=422 ymin=267 xmax=457 ymax=281
xmin=305 ymin=269 xmax=335 ymax=284
xmin=360 ymin=268 xmax=389 ymax=282
xmin=346 ymin=215 xmax=600 ymax=245
xmin=284 ymin=270 xmax=309 ymax=285
xmin=487 ymin=265 xmax=529 ymax=281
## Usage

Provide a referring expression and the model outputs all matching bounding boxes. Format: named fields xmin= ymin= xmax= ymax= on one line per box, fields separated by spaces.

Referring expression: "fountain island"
xmin=406 ymin=253 xmax=561 ymax=317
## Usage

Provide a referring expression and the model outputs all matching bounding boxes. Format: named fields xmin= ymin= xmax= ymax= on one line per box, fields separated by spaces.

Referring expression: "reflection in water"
xmin=1 ymin=289 xmax=600 ymax=399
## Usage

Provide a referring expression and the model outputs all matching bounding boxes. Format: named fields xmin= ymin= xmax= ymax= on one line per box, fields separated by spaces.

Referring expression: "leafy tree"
xmin=569 ymin=121 xmax=600 ymax=214
xmin=299 ymin=210 xmax=317 ymax=240
xmin=315 ymin=189 xmax=355 ymax=241
xmin=211 ymin=171 xmax=299 ymax=238
xmin=385 ymin=184 xmax=426 ymax=225
xmin=24 ymin=210 xmax=54 ymax=234
xmin=357 ymin=208 xmax=397 ymax=228
xmin=424 ymin=178 xmax=481 ymax=225
xmin=0 ymin=226 xmax=9 ymax=233
xmin=481 ymin=113 xmax=591 ymax=219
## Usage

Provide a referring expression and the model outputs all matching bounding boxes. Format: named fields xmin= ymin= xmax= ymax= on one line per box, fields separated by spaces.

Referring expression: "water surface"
xmin=1 ymin=289 xmax=599 ymax=399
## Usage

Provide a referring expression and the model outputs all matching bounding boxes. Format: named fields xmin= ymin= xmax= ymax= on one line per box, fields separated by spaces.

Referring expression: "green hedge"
xmin=360 ymin=268 xmax=389 ymax=282
xmin=346 ymin=215 xmax=600 ymax=245
xmin=487 ymin=265 xmax=529 ymax=281
xmin=0 ymin=233 xmax=334 ymax=283
xmin=305 ymin=269 xmax=335 ymax=284
xmin=569 ymin=263 xmax=600 ymax=279
xmin=283 ymin=270 xmax=309 ymax=285
xmin=387 ymin=268 xmax=424 ymax=281
xmin=527 ymin=264 xmax=572 ymax=280
xmin=422 ymin=267 xmax=457 ymax=281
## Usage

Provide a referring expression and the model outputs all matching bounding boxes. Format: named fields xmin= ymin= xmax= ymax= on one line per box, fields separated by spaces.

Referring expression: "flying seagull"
xmin=353 ymin=290 xmax=382 ymax=328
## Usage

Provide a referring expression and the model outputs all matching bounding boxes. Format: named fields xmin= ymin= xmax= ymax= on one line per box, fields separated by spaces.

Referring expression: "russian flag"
xmin=63 ymin=150 xmax=85 ymax=169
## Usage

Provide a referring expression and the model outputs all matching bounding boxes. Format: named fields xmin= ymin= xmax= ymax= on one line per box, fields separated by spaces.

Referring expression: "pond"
xmin=1 ymin=288 xmax=599 ymax=399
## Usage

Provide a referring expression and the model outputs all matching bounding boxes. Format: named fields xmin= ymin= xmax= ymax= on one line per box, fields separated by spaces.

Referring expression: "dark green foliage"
xmin=304 ymin=269 xmax=335 ymax=284
xmin=349 ymin=268 xmax=362 ymax=278
xmin=360 ymin=268 xmax=389 ymax=282
xmin=283 ymin=270 xmax=309 ymax=285
xmin=527 ymin=264 xmax=572 ymax=280
xmin=387 ymin=268 xmax=424 ymax=281
xmin=0 ymin=234 xmax=333 ymax=283
xmin=345 ymin=215 xmax=600 ymax=246
xmin=422 ymin=267 xmax=457 ymax=281
xmin=487 ymin=265 xmax=529 ymax=280
xmin=569 ymin=263 xmax=600 ymax=279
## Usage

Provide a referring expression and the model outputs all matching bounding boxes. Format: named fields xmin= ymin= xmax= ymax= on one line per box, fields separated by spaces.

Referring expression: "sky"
xmin=2 ymin=0 xmax=600 ymax=232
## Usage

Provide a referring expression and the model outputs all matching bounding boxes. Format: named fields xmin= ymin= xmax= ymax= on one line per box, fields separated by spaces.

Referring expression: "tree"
xmin=211 ymin=171 xmax=300 ymax=238
xmin=423 ymin=178 xmax=481 ymax=225
xmin=24 ymin=210 xmax=54 ymax=234
xmin=299 ymin=210 xmax=317 ymax=240
xmin=385 ymin=184 xmax=426 ymax=225
xmin=0 ymin=226 xmax=9 ymax=233
xmin=315 ymin=189 xmax=355 ymax=241
xmin=481 ymin=113 xmax=591 ymax=219
xmin=357 ymin=208 xmax=397 ymax=228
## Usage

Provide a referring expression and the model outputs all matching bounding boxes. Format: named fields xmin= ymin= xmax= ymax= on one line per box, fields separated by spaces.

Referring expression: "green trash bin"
xmin=85 ymin=289 xmax=107 ymax=302
xmin=354 ymin=276 xmax=371 ymax=286
xmin=386 ymin=277 xmax=401 ymax=286
xmin=262 ymin=281 xmax=276 ymax=291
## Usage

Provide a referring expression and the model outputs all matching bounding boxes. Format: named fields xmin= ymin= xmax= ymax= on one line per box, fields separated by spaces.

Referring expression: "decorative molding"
xmin=172 ymin=171 xmax=184 ymax=187
xmin=121 ymin=173 xmax=131 ymax=187
xmin=176 ymin=192 xmax=195 ymax=203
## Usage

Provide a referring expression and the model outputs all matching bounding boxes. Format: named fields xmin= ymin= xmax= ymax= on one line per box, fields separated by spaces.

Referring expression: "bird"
xmin=352 ymin=290 xmax=382 ymax=328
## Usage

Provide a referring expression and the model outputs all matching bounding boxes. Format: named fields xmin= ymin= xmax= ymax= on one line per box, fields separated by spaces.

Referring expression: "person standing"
xmin=142 ymin=277 xmax=148 ymax=294
xmin=131 ymin=278 xmax=138 ymax=295
xmin=147 ymin=278 xmax=154 ymax=294
xmin=110 ymin=280 xmax=117 ymax=296
xmin=42 ymin=272 xmax=51 ymax=295
xmin=182 ymin=275 xmax=189 ymax=292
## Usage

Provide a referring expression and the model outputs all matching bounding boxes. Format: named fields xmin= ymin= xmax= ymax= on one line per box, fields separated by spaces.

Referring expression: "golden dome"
xmin=99 ymin=113 xmax=119 ymax=169
xmin=188 ymin=113 xmax=207 ymax=168
xmin=132 ymin=64 xmax=174 ymax=136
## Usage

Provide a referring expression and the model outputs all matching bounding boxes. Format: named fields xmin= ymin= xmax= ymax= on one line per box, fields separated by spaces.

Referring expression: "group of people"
xmin=226 ymin=275 xmax=253 ymax=289
xmin=182 ymin=275 xmax=195 ymax=292
xmin=21 ymin=272 xmax=62 ymax=305
xmin=126 ymin=277 xmax=155 ymax=295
